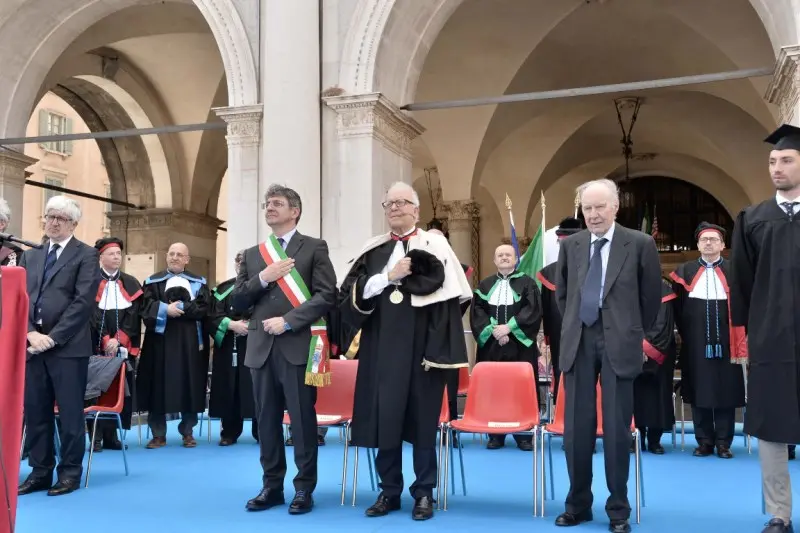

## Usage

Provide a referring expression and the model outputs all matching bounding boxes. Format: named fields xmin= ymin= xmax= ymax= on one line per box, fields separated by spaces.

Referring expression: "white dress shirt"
xmin=776 ymin=192 xmax=800 ymax=215
xmin=48 ymin=234 xmax=72 ymax=259
xmin=363 ymin=227 xmax=417 ymax=299
xmin=259 ymin=227 xmax=298 ymax=288
xmin=589 ymin=222 xmax=615 ymax=307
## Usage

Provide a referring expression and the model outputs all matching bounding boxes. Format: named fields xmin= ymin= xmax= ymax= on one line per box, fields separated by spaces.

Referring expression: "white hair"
xmin=576 ymin=178 xmax=619 ymax=207
xmin=386 ymin=181 xmax=420 ymax=206
xmin=0 ymin=198 xmax=10 ymax=224
xmin=45 ymin=195 xmax=82 ymax=222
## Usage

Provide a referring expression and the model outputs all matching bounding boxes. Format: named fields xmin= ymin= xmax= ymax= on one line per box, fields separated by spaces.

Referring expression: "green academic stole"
xmin=259 ymin=235 xmax=331 ymax=387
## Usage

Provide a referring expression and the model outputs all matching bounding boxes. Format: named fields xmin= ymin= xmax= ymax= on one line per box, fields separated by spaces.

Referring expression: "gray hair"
xmin=235 ymin=249 xmax=245 ymax=263
xmin=45 ymin=195 xmax=82 ymax=222
xmin=265 ymin=184 xmax=302 ymax=223
xmin=0 ymin=198 xmax=11 ymax=224
xmin=385 ymin=182 xmax=420 ymax=206
xmin=576 ymin=179 xmax=619 ymax=208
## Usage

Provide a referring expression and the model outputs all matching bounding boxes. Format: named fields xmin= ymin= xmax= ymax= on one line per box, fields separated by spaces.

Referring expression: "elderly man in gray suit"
xmin=554 ymin=179 xmax=662 ymax=533
xmin=232 ymin=184 xmax=336 ymax=516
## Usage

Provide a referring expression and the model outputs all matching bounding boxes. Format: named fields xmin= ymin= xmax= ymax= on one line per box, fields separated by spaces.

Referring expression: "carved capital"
xmin=443 ymin=200 xmax=480 ymax=233
xmin=0 ymin=148 xmax=37 ymax=186
xmin=214 ymin=105 xmax=263 ymax=147
xmin=107 ymin=208 xmax=223 ymax=240
xmin=765 ymin=45 xmax=800 ymax=125
xmin=323 ymin=93 xmax=425 ymax=160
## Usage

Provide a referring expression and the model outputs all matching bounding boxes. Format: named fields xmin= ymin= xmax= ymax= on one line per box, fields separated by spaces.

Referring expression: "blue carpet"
xmin=14 ymin=421 xmax=795 ymax=532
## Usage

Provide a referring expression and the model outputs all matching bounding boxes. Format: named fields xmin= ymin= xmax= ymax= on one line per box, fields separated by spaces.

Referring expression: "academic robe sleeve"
xmin=729 ymin=209 xmax=754 ymax=329
xmin=337 ymin=255 xmax=379 ymax=331
xmin=231 ymin=248 xmax=268 ymax=313
xmin=638 ymin=235 xmax=663 ymax=332
xmin=555 ymin=242 xmax=569 ymax=317
xmin=140 ymin=281 xmax=166 ymax=333
xmin=208 ymin=291 xmax=232 ymax=349
xmin=177 ymin=284 xmax=210 ymax=321
xmin=642 ymin=287 xmax=675 ymax=370
xmin=469 ymin=288 xmax=494 ymax=349
xmin=507 ymin=277 xmax=542 ymax=348
xmin=101 ymin=293 xmax=143 ymax=356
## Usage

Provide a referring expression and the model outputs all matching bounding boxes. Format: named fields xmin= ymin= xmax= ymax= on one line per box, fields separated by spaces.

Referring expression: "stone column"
xmin=262 ymin=0 xmax=321 ymax=237
xmin=0 ymin=148 xmax=37 ymax=235
xmin=766 ymin=45 xmax=800 ymax=125
xmin=214 ymin=104 xmax=263 ymax=279
xmin=108 ymin=209 xmax=222 ymax=284
xmin=322 ymin=92 xmax=425 ymax=277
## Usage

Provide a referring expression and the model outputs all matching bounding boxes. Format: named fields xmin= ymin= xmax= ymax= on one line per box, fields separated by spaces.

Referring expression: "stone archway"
xmin=339 ymin=0 xmax=794 ymax=105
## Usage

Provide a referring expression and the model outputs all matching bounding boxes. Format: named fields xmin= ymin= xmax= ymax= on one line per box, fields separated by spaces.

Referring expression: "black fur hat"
xmin=403 ymin=249 xmax=445 ymax=296
xmin=164 ymin=286 xmax=192 ymax=304
xmin=555 ymin=217 xmax=583 ymax=237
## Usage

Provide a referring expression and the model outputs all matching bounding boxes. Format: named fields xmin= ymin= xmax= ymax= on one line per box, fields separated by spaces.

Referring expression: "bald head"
xmin=494 ymin=244 xmax=516 ymax=274
xmin=166 ymin=242 xmax=190 ymax=273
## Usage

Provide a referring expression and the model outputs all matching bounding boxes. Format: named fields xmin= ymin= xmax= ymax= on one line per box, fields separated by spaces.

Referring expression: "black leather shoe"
xmin=365 ymin=493 xmax=401 ymax=517
xmin=609 ymin=519 xmax=631 ymax=533
xmin=716 ymin=445 xmax=733 ymax=459
xmin=285 ymin=437 xmax=294 ymax=446
xmin=762 ymin=518 xmax=794 ymax=533
xmin=47 ymin=479 xmax=80 ymax=496
xmin=317 ymin=435 xmax=326 ymax=446
xmin=789 ymin=446 xmax=796 ymax=460
xmin=517 ymin=440 xmax=534 ymax=451
xmin=104 ymin=439 xmax=126 ymax=451
xmin=486 ymin=436 xmax=504 ymax=449
xmin=288 ymin=490 xmax=313 ymax=514
xmin=246 ymin=488 xmax=285 ymax=511
xmin=693 ymin=444 xmax=714 ymax=457
xmin=555 ymin=509 xmax=593 ymax=526
xmin=18 ymin=477 xmax=51 ymax=495
xmin=648 ymin=443 xmax=665 ymax=455
xmin=412 ymin=496 xmax=434 ymax=521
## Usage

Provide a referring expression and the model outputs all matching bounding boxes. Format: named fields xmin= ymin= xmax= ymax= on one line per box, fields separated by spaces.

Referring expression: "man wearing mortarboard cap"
xmin=536 ymin=216 xmax=583 ymax=405
xmin=729 ymin=123 xmax=800 ymax=533
xmin=86 ymin=237 xmax=143 ymax=452
xmin=669 ymin=222 xmax=746 ymax=460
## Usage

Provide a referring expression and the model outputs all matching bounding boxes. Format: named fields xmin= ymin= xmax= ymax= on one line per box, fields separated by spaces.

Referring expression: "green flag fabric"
xmin=518 ymin=224 xmax=544 ymax=288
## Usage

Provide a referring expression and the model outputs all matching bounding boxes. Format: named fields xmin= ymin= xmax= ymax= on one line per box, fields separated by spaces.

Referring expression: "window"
xmin=42 ymin=176 xmax=64 ymax=212
xmin=37 ymin=110 xmax=73 ymax=155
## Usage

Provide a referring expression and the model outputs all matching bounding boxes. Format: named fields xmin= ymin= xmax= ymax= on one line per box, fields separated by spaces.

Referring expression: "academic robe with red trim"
xmin=730 ymin=199 xmax=800 ymax=443
xmin=537 ymin=263 xmax=561 ymax=384
xmin=670 ymin=260 xmax=745 ymax=409
xmin=633 ymin=280 xmax=677 ymax=430
xmin=89 ymin=271 xmax=143 ymax=429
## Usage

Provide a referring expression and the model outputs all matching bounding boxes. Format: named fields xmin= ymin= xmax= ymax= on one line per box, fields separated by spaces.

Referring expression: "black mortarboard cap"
xmin=765 ymin=124 xmax=800 ymax=151
xmin=95 ymin=236 xmax=124 ymax=252
xmin=555 ymin=216 xmax=583 ymax=237
xmin=694 ymin=221 xmax=725 ymax=241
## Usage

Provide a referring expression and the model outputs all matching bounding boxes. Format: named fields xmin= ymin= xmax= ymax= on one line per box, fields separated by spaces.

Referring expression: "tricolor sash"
xmin=259 ymin=235 xmax=331 ymax=387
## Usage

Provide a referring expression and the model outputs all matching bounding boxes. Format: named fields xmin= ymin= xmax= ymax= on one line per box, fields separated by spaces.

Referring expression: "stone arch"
xmin=0 ymin=0 xmax=258 ymax=140
xmin=340 ymin=0 xmax=793 ymax=105
xmin=191 ymin=77 xmax=229 ymax=215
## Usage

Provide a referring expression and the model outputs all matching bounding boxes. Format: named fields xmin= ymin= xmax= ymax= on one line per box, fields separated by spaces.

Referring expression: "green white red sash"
xmin=259 ymin=235 xmax=331 ymax=387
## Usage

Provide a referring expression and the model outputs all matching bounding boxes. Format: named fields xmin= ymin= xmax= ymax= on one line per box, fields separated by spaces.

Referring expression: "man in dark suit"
xmin=17 ymin=196 xmax=101 ymax=496
xmin=233 ymin=184 xmax=336 ymax=515
xmin=554 ymin=179 xmax=661 ymax=533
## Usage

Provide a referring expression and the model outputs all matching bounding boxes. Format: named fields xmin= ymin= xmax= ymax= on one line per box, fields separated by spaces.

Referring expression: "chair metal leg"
xmin=85 ymin=413 xmax=101 ymax=488
xmin=540 ymin=428 xmax=546 ymax=517
xmin=351 ymin=447 xmax=360 ymax=507
xmin=340 ymin=424 xmax=349 ymax=505
xmin=680 ymin=397 xmax=685 ymax=450
xmin=547 ymin=433 xmax=555 ymax=500
xmin=368 ymin=448 xmax=376 ymax=491
xmin=532 ymin=427 xmax=538 ymax=516
xmin=443 ymin=430 xmax=451 ymax=511
xmin=437 ymin=425 xmax=444 ymax=510
xmin=199 ymin=410 xmax=204 ymax=437
xmin=117 ymin=414 xmax=129 ymax=477
xmin=634 ymin=431 xmax=641 ymax=524
xmin=457 ymin=431 xmax=466 ymax=496
xmin=20 ymin=424 xmax=26 ymax=458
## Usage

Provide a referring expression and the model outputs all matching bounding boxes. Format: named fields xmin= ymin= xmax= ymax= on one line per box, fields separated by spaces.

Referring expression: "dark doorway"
xmin=610 ymin=176 xmax=733 ymax=251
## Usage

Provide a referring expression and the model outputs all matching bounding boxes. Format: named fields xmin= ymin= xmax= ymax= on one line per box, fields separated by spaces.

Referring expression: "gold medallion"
xmin=389 ymin=288 xmax=404 ymax=304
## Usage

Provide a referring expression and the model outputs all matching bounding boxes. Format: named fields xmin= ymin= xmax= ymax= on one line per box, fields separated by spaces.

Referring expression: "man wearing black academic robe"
xmin=536 ymin=217 xmax=583 ymax=405
xmin=633 ymin=280 xmax=677 ymax=454
xmin=729 ymin=123 xmax=800 ymax=533
xmin=339 ymin=191 xmax=472 ymax=521
xmin=670 ymin=222 xmax=746 ymax=459
xmin=87 ymin=237 xmax=143 ymax=452
xmin=208 ymin=274 xmax=258 ymax=445
xmin=138 ymin=243 xmax=210 ymax=449
xmin=470 ymin=249 xmax=541 ymax=451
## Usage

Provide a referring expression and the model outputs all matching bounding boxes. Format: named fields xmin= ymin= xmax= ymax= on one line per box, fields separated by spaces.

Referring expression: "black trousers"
xmin=564 ymin=319 xmax=634 ymax=521
xmin=25 ymin=353 xmax=89 ymax=483
xmin=251 ymin=347 xmax=318 ymax=492
xmin=692 ymin=406 xmax=735 ymax=447
xmin=222 ymin=417 xmax=259 ymax=441
xmin=375 ymin=446 xmax=438 ymax=499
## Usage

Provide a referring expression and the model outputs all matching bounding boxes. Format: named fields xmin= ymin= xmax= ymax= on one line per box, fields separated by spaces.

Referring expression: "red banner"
xmin=0 ymin=267 xmax=29 ymax=533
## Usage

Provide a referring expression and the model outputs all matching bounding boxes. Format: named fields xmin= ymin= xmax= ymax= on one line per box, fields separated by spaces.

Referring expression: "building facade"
xmin=0 ymin=0 xmax=797 ymax=283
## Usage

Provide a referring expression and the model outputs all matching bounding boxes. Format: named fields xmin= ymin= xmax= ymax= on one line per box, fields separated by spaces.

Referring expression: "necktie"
xmin=781 ymin=201 xmax=799 ymax=219
xmin=35 ymin=243 xmax=60 ymax=322
xmin=579 ymin=238 xmax=607 ymax=327
xmin=277 ymin=237 xmax=286 ymax=250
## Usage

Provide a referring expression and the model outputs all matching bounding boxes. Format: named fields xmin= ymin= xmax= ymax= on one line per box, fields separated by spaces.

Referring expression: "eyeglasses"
xmin=261 ymin=199 xmax=287 ymax=209
xmin=698 ymin=237 xmax=721 ymax=243
xmin=44 ymin=214 xmax=71 ymax=225
xmin=381 ymin=199 xmax=416 ymax=210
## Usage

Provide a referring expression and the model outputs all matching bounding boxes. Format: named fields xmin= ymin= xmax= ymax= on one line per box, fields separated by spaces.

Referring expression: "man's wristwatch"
xmin=284 ymin=321 xmax=292 ymax=332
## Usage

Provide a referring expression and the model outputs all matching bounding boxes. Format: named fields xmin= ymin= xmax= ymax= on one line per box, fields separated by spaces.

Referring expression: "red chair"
xmin=283 ymin=359 xmax=358 ymax=505
xmin=541 ymin=375 xmax=645 ymax=523
xmin=446 ymin=362 xmax=541 ymax=513
xmin=457 ymin=367 xmax=470 ymax=396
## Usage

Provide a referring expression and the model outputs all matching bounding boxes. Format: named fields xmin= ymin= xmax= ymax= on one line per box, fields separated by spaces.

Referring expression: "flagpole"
xmin=505 ymin=193 xmax=514 ymax=228
xmin=541 ymin=191 xmax=546 ymax=265
xmin=574 ymin=191 xmax=580 ymax=218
